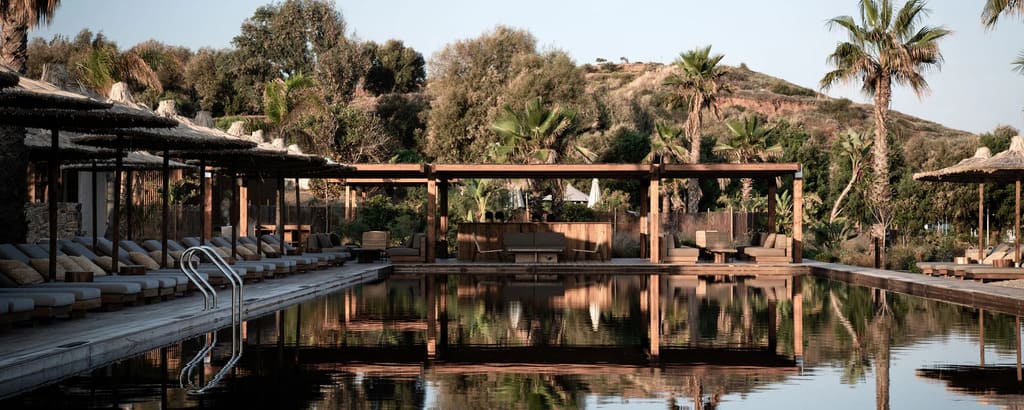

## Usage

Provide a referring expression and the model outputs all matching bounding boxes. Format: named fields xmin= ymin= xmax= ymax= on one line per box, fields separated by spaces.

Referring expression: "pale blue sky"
xmin=32 ymin=0 xmax=1024 ymax=135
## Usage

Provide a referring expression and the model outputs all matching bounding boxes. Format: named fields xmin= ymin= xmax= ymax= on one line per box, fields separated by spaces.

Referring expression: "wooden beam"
xmin=793 ymin=176 xmax=803 ymax=263
xmin=649 ymin=165 xmax=660 ymax=264
xmin=426 ymin=168 xmax=437 ymax=263
xmin=767 ymin=184 xmax=776 ymax=233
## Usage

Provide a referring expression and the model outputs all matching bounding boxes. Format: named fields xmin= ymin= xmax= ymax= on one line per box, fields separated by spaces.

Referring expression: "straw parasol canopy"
xmin=0 ymin=65 xmax=111 ymax=111
xmin=914 ymin=137 xmax=1024 ymax=184
xmin=23 ymin=128 xmax=117 ymax=162
xmin=62 ymin=151 xmax=191 ymax=171
xmin=912 ymin=147 xmax=993 ymax=183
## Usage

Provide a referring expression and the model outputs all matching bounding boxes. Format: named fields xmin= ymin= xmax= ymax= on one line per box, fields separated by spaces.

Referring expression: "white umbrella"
xmin=587 ymin=178 xmax=600 ymax=208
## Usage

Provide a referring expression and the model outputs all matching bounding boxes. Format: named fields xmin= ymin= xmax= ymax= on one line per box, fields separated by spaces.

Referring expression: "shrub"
xmin=561 ymin=203 xmax=596 ymax=222
xmin=770 ymin=83 xmax=816 ymax=97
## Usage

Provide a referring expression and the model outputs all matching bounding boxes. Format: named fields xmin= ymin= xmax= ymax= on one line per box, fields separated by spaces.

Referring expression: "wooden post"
xmin=426 ymin=275 xmax=437 ymax=357
xmin=47 ymin=129 xmax=59 ymax=281
xmin=277 ymin=177 xmax=285 ymax=256
xmin=649 ymin=165 xmax=661 ymax=264
xmin=200 ymin=160 xmax=211 ymax=241
xmin=792 ymin=175 xmax=803 ymax=263
xmin=125 ymin=169 xmax=133 ymax=241
xmin=767 ymin=184 xmax=777 ymax=233
xmin=232 ymin=175 xmax=240 ymax=258
xmin=160 ymin=150 xmax=170 ymax=268
xmin=238 ymin=178 xmax=248 ymax=239
xmin=26 ymin=163 xmax=35 ymax=203
xmin=426 ymin=167 xmax=437 ymax=263
xmin=640 ymin=180 xmax=649 ymax=259
xmin=648 ymin=274 xmax=660 ymax=358
xmin=344 ymin=185 xmax=351 ymax=222
xmin=91 ymin=162 xmax=98 ymax=250
xmin=112 ymin=142 xmax=123 ymax=274
xmin=439 ymin=179 xmax=449 ymax=259
xmin=1017 ymin=315 xmax=1022 ymax=382
xmin=1016 ymin=179 xmax=1020 ymax=265
xmin=294 ymin=177 xmax=301 ymax=226
xmin=979 ymin=309 xmax=985 ymax=368
xmin=979 ymin=184 xmax=985 ymax=262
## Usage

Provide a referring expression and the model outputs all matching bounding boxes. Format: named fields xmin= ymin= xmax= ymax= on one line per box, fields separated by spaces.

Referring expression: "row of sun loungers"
xmin=0 ymin=233 xmax=350 ymax=327
xmin=916 ymin=243 xmax=1024 ymax=281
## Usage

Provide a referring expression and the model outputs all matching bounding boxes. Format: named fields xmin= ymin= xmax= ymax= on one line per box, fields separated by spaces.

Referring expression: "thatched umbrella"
xmin=0 ymin=70 xmax=176 ymax=280
xmin=73 ymin=95 xmax=256 ymax=270
xmin=914 ymin=137 xmax=1024 ymax=264
xmin=913 ymin=147 xmax=993 ymax=258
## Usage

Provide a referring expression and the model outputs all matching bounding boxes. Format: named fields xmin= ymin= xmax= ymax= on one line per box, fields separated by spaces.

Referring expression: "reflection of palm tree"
xmin=871 ymin=291 xmax=893 ymax=410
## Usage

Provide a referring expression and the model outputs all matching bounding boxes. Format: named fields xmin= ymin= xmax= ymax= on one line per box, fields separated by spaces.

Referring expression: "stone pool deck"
xmin=0 ymin=262 xmax=390 ymax=399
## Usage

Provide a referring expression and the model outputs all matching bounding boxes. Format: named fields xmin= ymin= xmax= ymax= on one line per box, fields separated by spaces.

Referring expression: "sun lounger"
xmin=0 ymin=291 xmax=74 ymax=319
xmin=26 ymin=241 xmax=172 ymax=301
xmin=175 ymin=237 xmax=271 ymax=280
xmin=260 ymin=234 xmax=344 ymax=267
xmin=917 ymin=244 xmax=1012 ymax=276
xmin=0 ymin=296 xmax=34 ymax=326
xmin=0 ymin=243 xmax=142 ymax=307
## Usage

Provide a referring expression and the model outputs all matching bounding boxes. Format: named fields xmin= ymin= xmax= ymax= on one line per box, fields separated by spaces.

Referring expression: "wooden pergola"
xmin=332 ymin=162 xmax=804 ymax=263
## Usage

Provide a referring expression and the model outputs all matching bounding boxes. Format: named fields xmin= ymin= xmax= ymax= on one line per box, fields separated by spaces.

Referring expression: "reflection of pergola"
xmin=333 ymin=163 xmax=804 ymax=263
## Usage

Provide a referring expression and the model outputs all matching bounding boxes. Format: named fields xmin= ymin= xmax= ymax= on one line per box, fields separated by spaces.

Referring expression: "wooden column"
xmin=112 ymin=143 xmax=123 ymax=274
xmin=979 ymin=184 xmax=985 ymax=262
xmin=344 ymin=185 xmax=351 ymax=222
xmin=1018 ymin=315 xmax=1022 ymax=382
xmin=238 ymin=178 xmax=248 ymax=239
xmin=648 ymin=274 xmax=660 ymax=358
xmin=640 ymin=180 xmax=649 ymax=259
xmin=277 ymin=177 xmax=285 ymax=256
xmin=91 ymin=162 xmax=98 ymax=250
xmin=426 ymin=168 xmax=437 ymax=263
xmin=793 ymin=175 xmax=803 ymax=263
xmin=426 ymin=275 xmax=437 ymax=358
xmin=125 ymin=169 xmax=133 ymax=241
xmin=767 ymin=184 xmax=777 ymax=233
xmin=200 ymin=160 xmax=211 ymax=241
xmin=793 ymin=277 xmax=803 ymax=362
xmin=649 ymin=165 xmax=661 ymax=264
xmin=160 ymin=150 xmax=170 ymax=268
xmin=47 ymin=129 xmax=59 ymax=280
xmin=26 ymin=163 xmax=35 ymax=203
xmin=439 ymin=179 xmax=449 ymax=259
xmin=294 ymin=177 xmax=301 ymax=226
xmin=232 ymin=175 xmax=241 ymax=258
xmin=979 ymin=309 xmax=985 ymax=368
xmin=1016 ymin=179 xmax=1021 ymax=264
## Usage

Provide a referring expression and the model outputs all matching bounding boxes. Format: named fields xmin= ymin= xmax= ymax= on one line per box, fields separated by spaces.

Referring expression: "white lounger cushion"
xmin=0 ymin=291 xmax=74 ymax=307
xmin=39 ymin=281 xmax=141 ymax=294
xmin=0 ymin=297 xmax=33 ymax=312
xmin=0 ymin=287 xmax=100 ymax=300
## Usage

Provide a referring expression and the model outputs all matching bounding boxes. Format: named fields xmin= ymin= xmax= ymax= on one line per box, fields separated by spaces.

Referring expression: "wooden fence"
xmin=457 ymin=222 xmax=612 ymax=262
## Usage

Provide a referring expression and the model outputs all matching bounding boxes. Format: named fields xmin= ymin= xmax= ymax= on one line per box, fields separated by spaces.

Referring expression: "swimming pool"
xmin=2 ymin=273 xmax=1020 ymax=409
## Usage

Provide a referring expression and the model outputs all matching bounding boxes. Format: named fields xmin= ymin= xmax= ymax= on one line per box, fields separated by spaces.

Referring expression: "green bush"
xmin=561 ymin=203 xmax=596 ymax=222
xmin=770 ymin=83 xmax=816 ymax=97
xmin=336 ymin=194 xmax=425 ymax=246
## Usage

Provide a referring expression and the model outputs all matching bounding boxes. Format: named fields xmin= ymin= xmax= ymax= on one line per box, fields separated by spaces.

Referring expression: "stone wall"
xmin=26 ymin=202 xmax=81 ymax=243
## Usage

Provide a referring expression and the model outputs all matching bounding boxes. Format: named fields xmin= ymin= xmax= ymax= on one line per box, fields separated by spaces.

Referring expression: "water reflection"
xmin=5 ymin=273 xmax=1024 ymax=409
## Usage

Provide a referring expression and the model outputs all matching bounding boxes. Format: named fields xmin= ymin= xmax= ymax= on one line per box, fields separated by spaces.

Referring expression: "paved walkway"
xmin=807 ymin=261 xmax=1024 ymax=315
xmin=0 ymin=262 xmax=389 ymax=399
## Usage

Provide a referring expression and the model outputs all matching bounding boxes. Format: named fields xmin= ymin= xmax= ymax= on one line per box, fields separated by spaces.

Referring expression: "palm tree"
xmin=981 ymin=0 xmax=1024 ymax=73
xmin=490 ymin=96 xmax=576 ymax=165
xmin=1 ymin=0 xmax=60 ymax=73
xmin=829 ymin=130 xmax=873 ymax=224
xmin=712 ymin=116 xmax=782 ymax=208
xmin=644 ymin=123 xmax=690 ymax=214
xmin=664 ymin=45 xmax=728 ymax=214
xmin=820 ymin=0 xmax=950 ymax=246
xmin=490 ymin=97 xmax=576 ymax=220
xmin=264 ymin=72 xmax=320 ymax=147
xmin=75 ymin=37 xmax=162 ymax=96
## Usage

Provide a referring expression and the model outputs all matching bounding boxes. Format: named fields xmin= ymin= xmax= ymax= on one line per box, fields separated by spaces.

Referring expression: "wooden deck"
xmin=393 ymin=258 xmax=810 ymax=276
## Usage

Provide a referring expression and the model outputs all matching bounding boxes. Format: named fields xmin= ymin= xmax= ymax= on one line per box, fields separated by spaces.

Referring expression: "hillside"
xmin=579 ymin=62 xmax=977 ymax=170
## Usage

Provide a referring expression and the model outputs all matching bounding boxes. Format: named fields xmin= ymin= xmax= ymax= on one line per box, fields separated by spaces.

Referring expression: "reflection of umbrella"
xmin=589 ymin=302 xmax=600 ymax=332
xmin=587 ymin=178 xmax=600 ymax=208
xmin=914 ymin=137 xmax=1024 ymax=263
xmin=509 ymin=300 xmax=522 ymax=329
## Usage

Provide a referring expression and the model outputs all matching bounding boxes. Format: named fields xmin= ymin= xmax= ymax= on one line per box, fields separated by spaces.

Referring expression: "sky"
xmin=32 ymin=0 xmax=1024 ymax=135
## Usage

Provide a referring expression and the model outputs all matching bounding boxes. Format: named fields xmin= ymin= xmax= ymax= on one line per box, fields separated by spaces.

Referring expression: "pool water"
xmin=2 ymin=273 xmax=1022 ymax=409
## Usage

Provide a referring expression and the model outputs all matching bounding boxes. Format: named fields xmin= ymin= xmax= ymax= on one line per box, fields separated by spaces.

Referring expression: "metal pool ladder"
xmin=177 ymin=245 xmax=245 ymax=395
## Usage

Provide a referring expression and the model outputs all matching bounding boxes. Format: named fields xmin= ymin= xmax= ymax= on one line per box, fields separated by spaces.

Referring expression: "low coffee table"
xmin=352 ymin=247 xmax=384 ymax=263
xmin=708 ymin=247 xmax=738 ymax=264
